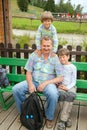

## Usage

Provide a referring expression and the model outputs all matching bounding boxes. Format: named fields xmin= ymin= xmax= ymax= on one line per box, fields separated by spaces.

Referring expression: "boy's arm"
xmin=52 ymin=26 xmax=58 ymax=53
xmin=66 ymin=65 xmax=77 ymax=90
xmin=35 ymin=26 xmax=42 ymax=50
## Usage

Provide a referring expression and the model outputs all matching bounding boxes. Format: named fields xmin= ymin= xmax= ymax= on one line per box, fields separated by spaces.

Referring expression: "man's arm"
xmin=26 ymin=71 xmax=36 ymax=93
xmin=37 ymin=76 xmax=64 ymax=92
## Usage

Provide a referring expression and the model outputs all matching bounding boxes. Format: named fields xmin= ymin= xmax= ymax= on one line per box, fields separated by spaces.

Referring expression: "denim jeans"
xmin=12 ymin=80 xmax=59 ymax=120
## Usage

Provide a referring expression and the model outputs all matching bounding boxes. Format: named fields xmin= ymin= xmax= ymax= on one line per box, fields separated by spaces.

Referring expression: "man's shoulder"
xmin=50 ymin=52 xmax=57 ymax=58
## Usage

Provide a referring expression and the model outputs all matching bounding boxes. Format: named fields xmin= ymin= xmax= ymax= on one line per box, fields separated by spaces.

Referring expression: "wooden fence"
xmin=0 ymin=42 xmax=87 ymax=79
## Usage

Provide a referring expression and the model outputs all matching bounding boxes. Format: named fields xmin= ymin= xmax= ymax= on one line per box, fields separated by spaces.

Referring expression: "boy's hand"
xmin=59 ymin=85 xmax=68 ymax=91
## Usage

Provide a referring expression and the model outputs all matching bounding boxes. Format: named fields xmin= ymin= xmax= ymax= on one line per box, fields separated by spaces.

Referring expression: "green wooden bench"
xmin=0 ymin=57 xmax=27 ymax=110
xmin=0 ymin=57 xmax=87 ymax=110
xmin=73 ymin=62 xmax=87 ymax=101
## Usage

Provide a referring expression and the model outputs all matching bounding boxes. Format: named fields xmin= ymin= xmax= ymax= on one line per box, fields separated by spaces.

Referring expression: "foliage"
xmin=55 ymin=0 xmax=83 ymax=16
xmin=58 ymin=38 xmax=68 ymax=46
xmin=31 ymin=0 xmax=46 ymax=8
xmin=12 ymin=34 xmax=35 ymax=48
xmin=44 ymin=0 xmax=55 ymax=12
xmin=74 ymin=4 xmax=83 ymax=16
xmin=17 ymin=0 xmax=28 ymax=12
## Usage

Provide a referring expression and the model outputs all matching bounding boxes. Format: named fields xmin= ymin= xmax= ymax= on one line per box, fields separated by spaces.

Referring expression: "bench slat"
xmin=73 ymin=62 xmax=87 ymax=71
xmin=76 ymin=79 xmax=87 ymax=89
xmin=76 ymin=93 xmax=87 ymax=101
xmin=0 ymin=57 xmax=27 ymax=66
xmin=7 ymin=74 xmax=26 ymax=83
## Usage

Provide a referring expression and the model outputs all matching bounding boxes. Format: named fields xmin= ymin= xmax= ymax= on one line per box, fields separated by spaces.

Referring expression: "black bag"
xmin=0 ymin=68 xmax=9 ymax=88
xmin=20 ymin=92 xmax=45 ymax=130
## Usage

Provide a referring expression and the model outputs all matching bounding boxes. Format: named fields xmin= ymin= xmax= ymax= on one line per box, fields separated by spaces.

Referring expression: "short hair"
xmin=58 ymin=48 xmax=70 ymax=56
xmin=40 ymin=36 xmax=53 ymax=46
xmin=40 ymin=11 xmax=54 ymax=22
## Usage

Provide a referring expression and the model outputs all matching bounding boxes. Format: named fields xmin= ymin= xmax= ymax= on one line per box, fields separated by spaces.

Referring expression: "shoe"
xmin=65 ymin=118 xmax=72 ymax=127
xmin=58 ymin=121 xmax=65 ymax=130
xmin=45 ymin=119 xmax=53 ymax=129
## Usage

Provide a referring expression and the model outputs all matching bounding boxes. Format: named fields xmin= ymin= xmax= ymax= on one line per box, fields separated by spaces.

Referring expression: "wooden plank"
xmin=43 ymin=104 xmax=61 ymax=130
xmin=78 ymin=105 xmax=87 ymax=130
xmin=8 ymin=115 xmax=22 ymax=130
xmin=0 ymin=103 xmax=15 ymax=124
xmin=0 ymin=100 xmax=87 ymax=130
xmin=54 ymin=103 xmax=79 ymax=130
xmin=66 ymin=104 xmax=78 ymax=130
xmin=0 ymin=104 xmax=18 ymax=130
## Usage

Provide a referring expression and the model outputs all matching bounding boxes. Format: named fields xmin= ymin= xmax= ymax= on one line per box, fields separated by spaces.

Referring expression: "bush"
xmin=17 ymin=0 xmax=28 ymax=12
xmin=12 ymin=34 xmax=35 ymax=48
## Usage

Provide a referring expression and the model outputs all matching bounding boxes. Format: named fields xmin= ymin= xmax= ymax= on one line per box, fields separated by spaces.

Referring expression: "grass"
xmin=12 ymin=18 xmax=87 ymax=34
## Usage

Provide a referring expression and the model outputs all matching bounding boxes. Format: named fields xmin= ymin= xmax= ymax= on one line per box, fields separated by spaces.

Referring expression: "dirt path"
xmin=13 ymin=29 xmax=87 ymax=46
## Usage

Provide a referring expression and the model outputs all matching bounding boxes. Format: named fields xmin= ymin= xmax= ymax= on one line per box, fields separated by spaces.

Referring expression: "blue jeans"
xmin=12 ymin=80 xmax=59 ymax=120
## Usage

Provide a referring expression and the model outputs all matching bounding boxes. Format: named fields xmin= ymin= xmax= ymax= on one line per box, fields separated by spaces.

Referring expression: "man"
xmin=12 ymin=36 xmax=63 ymax=128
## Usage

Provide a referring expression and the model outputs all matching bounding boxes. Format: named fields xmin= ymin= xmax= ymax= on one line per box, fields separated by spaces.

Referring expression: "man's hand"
xmin=29 ymin=83 xmax=36 ymax=93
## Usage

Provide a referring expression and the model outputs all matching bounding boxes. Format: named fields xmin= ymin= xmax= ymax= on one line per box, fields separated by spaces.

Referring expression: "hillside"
xmin=11 ymin=0 xmax=43 ymax=18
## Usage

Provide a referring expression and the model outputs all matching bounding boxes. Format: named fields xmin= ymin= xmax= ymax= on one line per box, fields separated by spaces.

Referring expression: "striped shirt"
xmin=35 ymin=24 xmax=58 ymax=53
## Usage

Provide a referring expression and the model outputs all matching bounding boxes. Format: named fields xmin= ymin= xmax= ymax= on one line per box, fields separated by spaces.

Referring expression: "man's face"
xmin=43 ymin=19 xmax=52 ymax=29
xmin=41 ymin=39 xmax=52 ymax=55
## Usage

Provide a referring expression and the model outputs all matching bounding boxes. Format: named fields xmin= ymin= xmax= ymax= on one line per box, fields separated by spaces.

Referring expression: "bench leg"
xmin=0 ymin=91 xmax=14 ymax=110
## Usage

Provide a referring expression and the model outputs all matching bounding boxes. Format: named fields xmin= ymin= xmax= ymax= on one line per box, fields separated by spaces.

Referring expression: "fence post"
xmin=24 ymin=44 xmax=29 ymax=59
xmin=16 ymin=43 xmax=21 ymax=74
xmin=67 ymin=45 xmax=72 ymax=61
xmin=8 ymin=43 xmax=13 ymax=58
xmin=84 ymin=47 xmax=87 ymax=79
xmin=76 ymin=45 xmax=82 ymax=79
xmin=0 ymin=42 xmax=6 ymax=57
xmin=8 ymin=43 xmax=13 ymax=73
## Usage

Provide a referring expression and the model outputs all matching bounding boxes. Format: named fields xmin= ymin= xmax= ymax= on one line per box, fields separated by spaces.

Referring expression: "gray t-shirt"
xmin=62 ymin=63 xmax=77 ymax=89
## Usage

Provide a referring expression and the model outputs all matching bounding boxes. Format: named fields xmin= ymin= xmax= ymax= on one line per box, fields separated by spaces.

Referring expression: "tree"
xmin=74 ymin=4 xmax=83 ymax=15
xmin=44 ymin=0 xmax=55 ymax=12
xmin=55 ymin=0 xmax=83 ymax=17
xmin=17 ymin=0 xmax=28 ymax=12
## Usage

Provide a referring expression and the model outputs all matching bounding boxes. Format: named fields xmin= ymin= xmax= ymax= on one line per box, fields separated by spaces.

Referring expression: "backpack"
xmin=0 ymin=68 xmax=9 ymax=88
xmin=20 ymin=92 xmax=45 ymax=130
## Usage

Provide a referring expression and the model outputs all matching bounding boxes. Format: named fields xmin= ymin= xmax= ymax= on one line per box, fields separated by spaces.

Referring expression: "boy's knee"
xmin=69 ymin=92 xmax=76 ymax=101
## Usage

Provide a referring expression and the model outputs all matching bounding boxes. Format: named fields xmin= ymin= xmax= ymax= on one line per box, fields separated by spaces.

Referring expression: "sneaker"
xmin=58 ymin=121 xmax=65 ymax=130
xmin=46 ymin=119 xmax=53 ymax=129
xmin=65 ymin=118 xmax=72 ymax=127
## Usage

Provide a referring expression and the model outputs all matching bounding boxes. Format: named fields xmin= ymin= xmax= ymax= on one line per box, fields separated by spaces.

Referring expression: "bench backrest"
xmin=73 ymin=62 xmax=87 ymax=90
